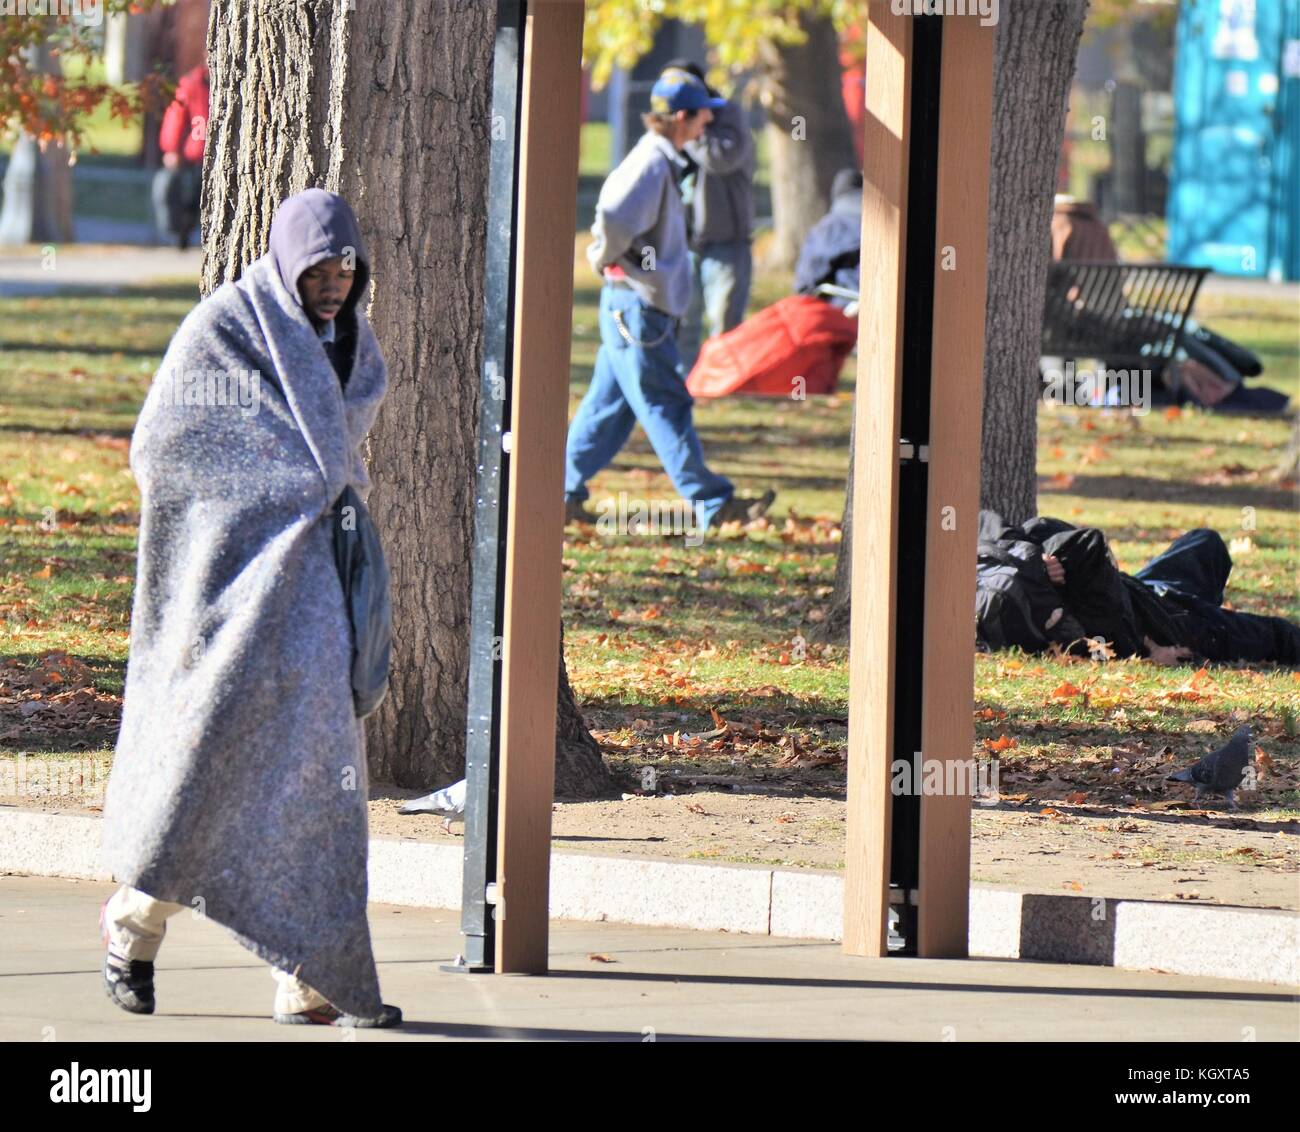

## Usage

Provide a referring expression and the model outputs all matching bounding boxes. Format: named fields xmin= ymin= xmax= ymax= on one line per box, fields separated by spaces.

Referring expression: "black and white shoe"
xmin=100 ymin=899 xmax=155 ymax=1015
xmin=103 ymin=954 xmax=156 ymax=1015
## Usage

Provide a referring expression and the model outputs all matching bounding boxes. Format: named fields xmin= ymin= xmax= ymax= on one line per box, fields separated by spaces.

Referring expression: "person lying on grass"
xmin=975 ymin=511 xmax=1300 ymax=666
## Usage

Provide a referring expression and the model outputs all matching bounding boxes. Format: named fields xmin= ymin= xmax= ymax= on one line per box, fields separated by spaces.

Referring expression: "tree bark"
xmin=203 ymin=0 xmax=611 ymax=795
xmin=756 ymin=10 xmax=860 ymax=271
xmin=817 ymin=2 xmax=1089 ymax=643
xmin=979 ymin=0 xmax=1089 ymax=525
xmin=554 ymin=622 xmax=616 ymax=798
xmin=815 ymin=409 xmax=854 ymax=645
xmin=0 ymin=43 xmax=73 ymax=247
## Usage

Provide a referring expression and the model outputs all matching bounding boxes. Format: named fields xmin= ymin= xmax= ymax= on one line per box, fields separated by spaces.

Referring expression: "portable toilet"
xmin=1168 ymin=0 xmax=1300 ymax=281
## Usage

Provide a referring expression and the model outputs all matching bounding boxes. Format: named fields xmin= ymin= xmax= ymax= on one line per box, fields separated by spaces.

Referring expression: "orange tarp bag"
xmin=686 ymin=294 xmax=858 ymax=399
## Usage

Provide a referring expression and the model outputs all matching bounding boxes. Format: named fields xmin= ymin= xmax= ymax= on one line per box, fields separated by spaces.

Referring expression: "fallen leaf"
xmin=983 ymin=734 xmax=1018 ymax=753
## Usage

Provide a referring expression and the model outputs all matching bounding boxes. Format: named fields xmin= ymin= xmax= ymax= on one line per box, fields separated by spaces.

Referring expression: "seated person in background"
xmin=1050 ymin=196 xmax=1119 ymax=263
xmin=794 ymin=168 xmax=863 ymax=309
xmin=1049 ymin=195 xmax=1282 ymax=412
xmin=976 ymin=510 xmax=1300 ymax=666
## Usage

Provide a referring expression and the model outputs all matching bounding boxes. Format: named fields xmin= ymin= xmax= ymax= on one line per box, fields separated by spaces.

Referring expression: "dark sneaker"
xmin=712 ymin=488 xmax=776 ymax=526
xmin=100 ymin=898 xmax=156 ymax=1015
xmin=564 ymin=498 xmax=596 ymax=525
xmin=274 ymin=1002 xmax=403 ymax=1028
xmin=103 ymin=954 xmax=156 ymax=1015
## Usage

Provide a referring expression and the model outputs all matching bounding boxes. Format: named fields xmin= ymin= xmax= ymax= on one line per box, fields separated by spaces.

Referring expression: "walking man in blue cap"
xmin=564 ymin=67 xmax=775 ymax=533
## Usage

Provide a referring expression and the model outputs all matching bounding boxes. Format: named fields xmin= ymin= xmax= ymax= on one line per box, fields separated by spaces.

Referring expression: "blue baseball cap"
xmin=650 ymin=67 xmax=726 ymax=114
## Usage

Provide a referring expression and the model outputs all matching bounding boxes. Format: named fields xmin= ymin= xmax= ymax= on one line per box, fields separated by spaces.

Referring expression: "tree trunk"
xmin=815 ymin=408 xmax=854 ymax=646
xmin=979 ymin=0 xmax=1089 ymax=525
xmin=554 ymin=622 xmax=616 ymax=797
xmin=203 ymin=0 xmax=611 ymax=796
xmin=756 ymin=11 xmax=860 ymax=271
xmin=817 ymin=2 xmax=1088 ymax=643
xmin=0 ymin=43 xmax=73 ymax=247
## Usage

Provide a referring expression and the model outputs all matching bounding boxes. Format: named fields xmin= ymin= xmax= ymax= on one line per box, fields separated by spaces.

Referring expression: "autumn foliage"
xmin=1 ymin=3 xmax=166 ymax=154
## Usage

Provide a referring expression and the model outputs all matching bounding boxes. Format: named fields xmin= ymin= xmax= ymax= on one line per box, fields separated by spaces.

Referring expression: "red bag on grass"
xmin=686 ymin=294 xmax=858 ymax=399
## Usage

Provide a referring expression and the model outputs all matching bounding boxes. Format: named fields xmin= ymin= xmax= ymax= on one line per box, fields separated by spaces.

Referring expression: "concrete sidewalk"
xmin=0 ymin=244 xmax=200 ymax=296
xmin=2 ymin=876 xmax=1295 ymax=1042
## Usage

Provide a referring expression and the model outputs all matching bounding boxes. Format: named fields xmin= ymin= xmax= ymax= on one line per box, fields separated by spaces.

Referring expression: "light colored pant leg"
xmin=103 ymin=884 xmax=186 ymax=961
xmin=271 ymin=967 xmax=330 ymax=1014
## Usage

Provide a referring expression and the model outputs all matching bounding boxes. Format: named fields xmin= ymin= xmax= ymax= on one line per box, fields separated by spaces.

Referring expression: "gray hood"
xmin=268 ymin=188 xmax=370 ymax=323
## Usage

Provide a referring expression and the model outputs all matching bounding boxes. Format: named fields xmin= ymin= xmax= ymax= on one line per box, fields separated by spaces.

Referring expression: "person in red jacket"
xmin=152 ymin=64 xmax=209 ymax=249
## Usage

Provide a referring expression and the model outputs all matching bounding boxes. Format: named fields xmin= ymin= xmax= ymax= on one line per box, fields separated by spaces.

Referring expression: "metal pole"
xmin=445 ymin=0 xmax=526 ymax=975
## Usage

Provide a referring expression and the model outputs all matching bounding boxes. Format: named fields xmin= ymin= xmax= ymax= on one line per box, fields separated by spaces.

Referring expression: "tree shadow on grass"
xmin=1041 ymin=471 xmax=1298 ymax=513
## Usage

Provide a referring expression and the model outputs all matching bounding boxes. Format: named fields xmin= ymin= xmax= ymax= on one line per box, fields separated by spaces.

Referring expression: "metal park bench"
xmin=1041 ymin=262 xmax=1211 ymax=374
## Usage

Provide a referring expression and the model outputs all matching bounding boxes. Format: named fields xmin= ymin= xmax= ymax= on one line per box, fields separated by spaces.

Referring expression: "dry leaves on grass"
xmin=0 ymin=653 xmax=121 ymax=742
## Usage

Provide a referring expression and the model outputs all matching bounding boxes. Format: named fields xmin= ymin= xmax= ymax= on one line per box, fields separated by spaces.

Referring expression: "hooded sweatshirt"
xmin=268 ymin=189 xmax=371 ymax=387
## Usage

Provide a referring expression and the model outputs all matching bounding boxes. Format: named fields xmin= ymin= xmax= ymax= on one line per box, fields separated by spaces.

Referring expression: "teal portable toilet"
xmin=1168 ymin=0 xmax=1300 ymax=281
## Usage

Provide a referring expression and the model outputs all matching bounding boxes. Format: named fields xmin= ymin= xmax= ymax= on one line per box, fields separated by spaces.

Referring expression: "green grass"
xmin=0 ymin=261 xmax=1296 ymax=805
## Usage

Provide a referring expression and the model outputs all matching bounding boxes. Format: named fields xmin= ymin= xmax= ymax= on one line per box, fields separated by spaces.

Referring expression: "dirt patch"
xmin=368 ymin=785 xmax=1299 ymax=911
xmin=5 ymin=775 xmax=1296 ymax=913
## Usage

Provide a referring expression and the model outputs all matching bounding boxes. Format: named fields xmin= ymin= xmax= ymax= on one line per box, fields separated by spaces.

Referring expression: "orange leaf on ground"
xmin=983 ymin=734 xmax=1018 ymax=753
xmin=1049 ymin=680 xmax=1082 ymax=702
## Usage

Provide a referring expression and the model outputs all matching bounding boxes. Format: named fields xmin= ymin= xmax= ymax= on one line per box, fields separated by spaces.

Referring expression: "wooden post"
xmin=916 ymin=12 xmax=994 ymax=958
xmin=844 ymin=4 xmax=995 ymax=958
xmin=844 ymin=1 xmax=911 ymax=958
xmin=494 ymin=0 xmax=586 ymax=974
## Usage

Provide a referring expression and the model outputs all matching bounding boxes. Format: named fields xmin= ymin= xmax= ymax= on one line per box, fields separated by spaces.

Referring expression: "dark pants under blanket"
xmin=1135 ymin=529 xmax=1300 ymax=664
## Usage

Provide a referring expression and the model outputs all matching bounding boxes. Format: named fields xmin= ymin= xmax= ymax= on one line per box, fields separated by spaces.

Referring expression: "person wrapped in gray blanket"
xmin=99 ymin=189 xmax=402 ymax=1028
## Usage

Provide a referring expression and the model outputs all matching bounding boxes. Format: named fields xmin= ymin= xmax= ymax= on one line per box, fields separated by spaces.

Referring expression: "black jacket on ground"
xmin=978 ymin=512 xmax=1191 ymax=659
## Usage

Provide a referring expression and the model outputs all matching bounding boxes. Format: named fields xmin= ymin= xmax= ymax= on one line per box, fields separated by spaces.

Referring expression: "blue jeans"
xmin=677 ymin=240 xmax=753 ymax=372
xmin=565 ymin=284 xmax=734 ymax=528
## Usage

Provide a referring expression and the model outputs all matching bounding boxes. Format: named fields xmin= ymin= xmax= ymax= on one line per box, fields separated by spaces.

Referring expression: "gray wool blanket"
xmin=102 ymin=253 xmax=388 ymax=1018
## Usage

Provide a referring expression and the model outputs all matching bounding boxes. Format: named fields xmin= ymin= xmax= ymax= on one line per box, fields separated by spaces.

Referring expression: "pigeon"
xmin=399 ymin=778 xmax=467 ymax=831
xmin=1167 ymin=725 xmax=1253 ymax=810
